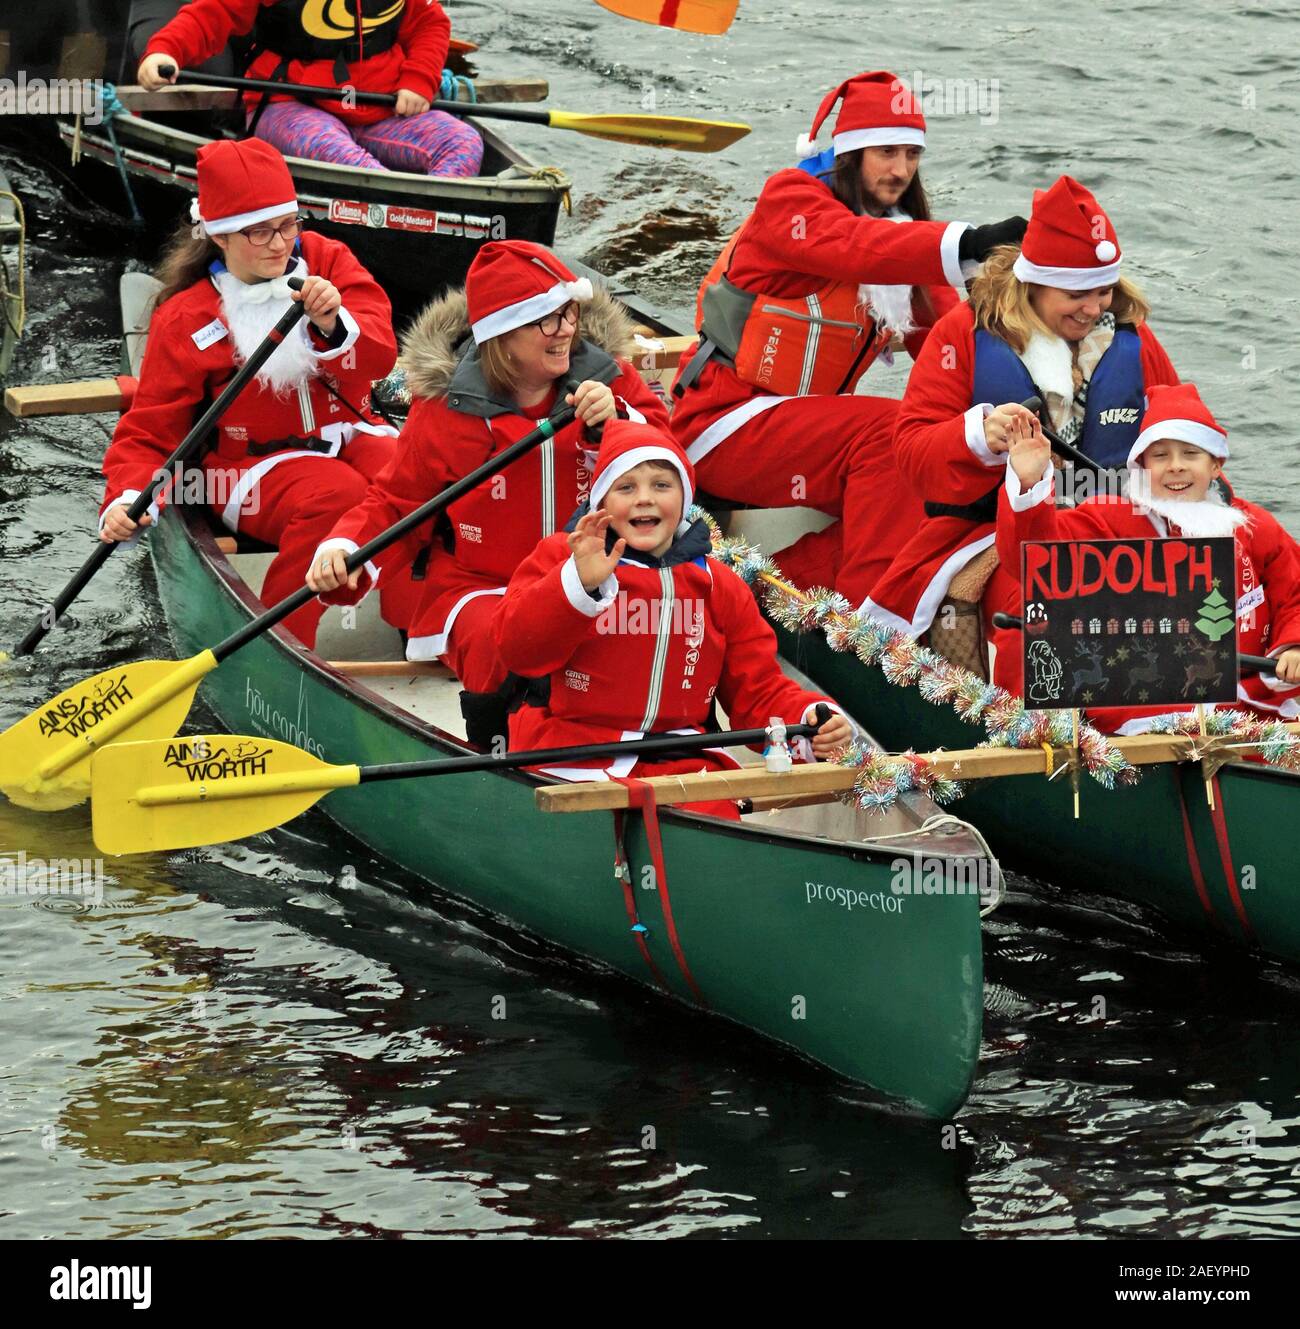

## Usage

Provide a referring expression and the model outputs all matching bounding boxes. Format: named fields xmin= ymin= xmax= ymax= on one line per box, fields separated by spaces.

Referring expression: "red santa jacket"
xmin=865 ymin=300 xmax=1180 ymax=637
xmin=995 ymin=472 xmax=1300 ymax=731
xmin=494 ymin=524 xmax=833 ymax=777
xmin=317 ymin=286 xmax=669 ymax=658
xmin=669 ymin=167 xmax=965 ymax=464
xmin=101 ymin=231 xmax=396 ymax=531
xmin=143 ymin=0 xmax=451 ymax=128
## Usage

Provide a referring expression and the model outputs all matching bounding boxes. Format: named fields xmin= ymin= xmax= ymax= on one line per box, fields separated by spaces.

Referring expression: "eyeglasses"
xmin=238 ymin=215 xmax=307 ymax=247
xmin=530 ymin=301 xmax=580 ymax=336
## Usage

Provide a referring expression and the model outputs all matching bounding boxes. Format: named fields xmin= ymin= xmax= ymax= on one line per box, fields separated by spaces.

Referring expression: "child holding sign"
xmin=996 ymin=383 xmax=1300 ymax=732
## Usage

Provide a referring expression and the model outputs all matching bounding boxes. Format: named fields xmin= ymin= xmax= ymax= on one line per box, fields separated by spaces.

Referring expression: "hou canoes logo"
xmin=163 ymin=739 xmax=273 ymax=782
xmin=38 ymin=674 xmax=134 ymax=739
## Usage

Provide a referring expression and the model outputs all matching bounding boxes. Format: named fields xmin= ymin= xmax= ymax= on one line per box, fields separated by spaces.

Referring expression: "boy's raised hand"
xmin=569 ymin=510 xmax=625 ymax=592
xmin=1008 ymin=410 xmax=1051 ymax=488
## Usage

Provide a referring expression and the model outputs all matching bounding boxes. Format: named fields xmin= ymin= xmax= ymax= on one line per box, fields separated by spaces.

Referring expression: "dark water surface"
xmin=2 ymin=1 xmax=1300 ymax=1239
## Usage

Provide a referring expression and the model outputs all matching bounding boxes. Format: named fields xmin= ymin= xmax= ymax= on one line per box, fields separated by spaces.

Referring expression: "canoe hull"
xmin=147 ymin=506 xmax=986 ymax=1117
xmin=775 ymin=623 xmax=1300 ymax=963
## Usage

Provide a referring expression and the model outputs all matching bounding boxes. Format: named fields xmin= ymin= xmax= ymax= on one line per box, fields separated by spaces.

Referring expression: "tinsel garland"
xmin=1142 ymin=708 xmax=1300 ymax=771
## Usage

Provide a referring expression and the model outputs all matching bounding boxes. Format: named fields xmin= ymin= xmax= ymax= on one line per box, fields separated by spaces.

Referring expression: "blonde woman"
xmin=864 ymin=175 xmax=1179 ymax=676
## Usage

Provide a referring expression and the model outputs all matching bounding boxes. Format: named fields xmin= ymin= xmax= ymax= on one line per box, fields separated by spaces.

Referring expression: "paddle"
xmin=594 ymin=0 xmax=740 ymax=34
xmin=90 ymin=716 xmax=826 ymax=855
xmin=1019 ymin=396 xmax=1106 ymax=473
xmin=7 ymin=277 xmax=307 ymax=662
xmin=0 ymin=397 xmax=579 ymax=812
xmin=992 ymin=612 xmax=1277 ymax=674
xmin=158 ymin=66 xmax=751 ymax=153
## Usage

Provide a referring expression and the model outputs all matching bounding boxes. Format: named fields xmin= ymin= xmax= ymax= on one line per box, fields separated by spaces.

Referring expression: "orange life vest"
xmin=694 ymin=221 xmax=892 ymax=397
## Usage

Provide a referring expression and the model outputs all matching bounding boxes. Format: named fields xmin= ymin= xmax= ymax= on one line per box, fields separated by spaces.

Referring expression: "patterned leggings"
xmin=253 ymin=100 xmax=484 ymax=177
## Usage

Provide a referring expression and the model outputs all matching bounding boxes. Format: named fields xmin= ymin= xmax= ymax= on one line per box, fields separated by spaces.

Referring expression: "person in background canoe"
xmin=308 ymin=240 xmax=670 ymax=746
xmin=99 ymin=137 xmax=414 ymax=649
xmin=494 ymin=420 xmax=853 ymax=819
xmin=997 ymin=383 xmax=1300 ymax=732
xmin=136 ymin=0 xmax=483 ymax=178
xmin=866 ymin=175 xmax=1180 ymax=680
xmin=668 ymin=70 xmax=1026 ymax=607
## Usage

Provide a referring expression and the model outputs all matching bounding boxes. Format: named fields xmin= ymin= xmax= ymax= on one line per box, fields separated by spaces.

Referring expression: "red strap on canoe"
xmin=616 ymin=777 xmax=707 ymax=1008
xmin=1207 ymin=777 xmax=1256 ymax=945
xmin=115 ymin=375 xmax=138 ymax=412
xmin=1175 ymin=775 xmax=1219 ymax=925
xmin=612 ymin=808 xmax=670 ymax=991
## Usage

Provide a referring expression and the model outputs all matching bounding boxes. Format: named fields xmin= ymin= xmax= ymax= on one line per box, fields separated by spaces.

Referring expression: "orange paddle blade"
xmin=594 ymin=0 xmax=739 ymax=35
xmin=448 ymin=37 xmax=479 ymax=54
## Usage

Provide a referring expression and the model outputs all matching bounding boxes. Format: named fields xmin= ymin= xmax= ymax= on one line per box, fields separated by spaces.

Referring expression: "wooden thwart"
xmin=536 ymin=725 xmax=1300 ymax=813
xmin=5 ymin=379 xmax=124 ymax=417
xmin=112 ymin=78 xmax=549 ymax=113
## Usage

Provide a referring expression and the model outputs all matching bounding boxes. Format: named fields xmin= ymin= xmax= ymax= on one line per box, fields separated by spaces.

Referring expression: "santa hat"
xmin=1012 ymin=175 xmax=1122 ymax=290
xmin=796 ymin=70 xmax=926 ymax=160
xmin=1127 ymin=383 xmax=1229 ymax=468
xmin=191 ymin=138 xmax=298 ymax=236
xmin=590 ymin=420 xmax=695 ymax=513
xmin=465 ymin=240 xmax=594 ymax=344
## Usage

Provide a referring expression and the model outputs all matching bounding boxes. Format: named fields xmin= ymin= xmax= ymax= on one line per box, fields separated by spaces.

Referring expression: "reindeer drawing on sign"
xmin=1182 ymin=644 xmax=1224 ymax=697
xmin=1127 ymin=645 xmax=1161 ymax=692
xmin=1070 ymin=640 xmax=1108 ymax=694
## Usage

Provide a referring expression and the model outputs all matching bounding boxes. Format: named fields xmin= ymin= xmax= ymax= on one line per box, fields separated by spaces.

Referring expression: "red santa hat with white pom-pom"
xmin=1127 ymin=383 xmax=1229 ymax=468
xmin=190 ymin=138 xmax=298 ymax=236
xmin=465 ymin=240 xmax=594 ymax=345
xmin=796 ymin=70 xmax=926 ymax=160
xmin=1012 ymin=175 xmax=1123 ymax=290
xmin=589 ymin=419 xmax=695 ymax=513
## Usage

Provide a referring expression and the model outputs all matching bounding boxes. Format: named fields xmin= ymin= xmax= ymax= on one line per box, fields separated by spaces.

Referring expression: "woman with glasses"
xmin=135 ymin=0 xmax=482 ymax=178
xmin=308 ymin=240 xmax=670 ymax=747
xmin=98 ymin=138 xmax=416 ymax=649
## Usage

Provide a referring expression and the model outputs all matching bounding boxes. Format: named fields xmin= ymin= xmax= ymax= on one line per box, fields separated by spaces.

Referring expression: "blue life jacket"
xmin=972 ymin=325 xmax=1146 ymax=467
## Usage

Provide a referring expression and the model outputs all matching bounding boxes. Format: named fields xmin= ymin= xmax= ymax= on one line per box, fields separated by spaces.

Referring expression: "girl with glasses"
xmin=98 ymin=138 xmax=418 ymax=649
xmin=309 ymin=240 xmax=672 ymax=748
xmin=135 ymin=0 xmax=483 ymax=178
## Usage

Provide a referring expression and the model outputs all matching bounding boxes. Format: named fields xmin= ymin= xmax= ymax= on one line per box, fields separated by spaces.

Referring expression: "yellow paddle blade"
xmin=91 ymin=734 xmax=360 ymax=856
xmin=594 ymin=0 xmax=739 ymax=35
xmin=0 ymin=653 xmax=216 ymax=812
xmin=547 ymin=110 xmax=749 ymax=152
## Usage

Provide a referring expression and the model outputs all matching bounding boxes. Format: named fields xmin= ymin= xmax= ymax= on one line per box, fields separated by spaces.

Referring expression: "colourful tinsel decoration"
xmin=1144 ymin=709 xmax=1300 ymax=771
xmin=834 ymin=741 xmax=964 ymax=813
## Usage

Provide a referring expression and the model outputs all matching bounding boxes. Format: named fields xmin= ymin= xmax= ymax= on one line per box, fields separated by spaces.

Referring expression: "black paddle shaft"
xmin=168 ymin=67 xmax=551 ymax=125
xmin=357 ymin=709 xmax=833 ymax=782
xmin=1019 ymin=396 xmax=1106 ymax=474
xmin=992 ymin=612 xmax=1276 ymax=674
xmin=213 ymin=397 xmax=579 ymax=662
xmin=12 ymin=280 xmax=308 ymax=657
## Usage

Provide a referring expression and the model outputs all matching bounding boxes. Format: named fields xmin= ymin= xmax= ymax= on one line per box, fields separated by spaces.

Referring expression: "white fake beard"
xmin=1128 ymin=470 xmax=1249 ymax=538
xmin=213 ymin=257 xmax=318 ymax=397
xmin=856 ymin=209 xmax=916 ymax=336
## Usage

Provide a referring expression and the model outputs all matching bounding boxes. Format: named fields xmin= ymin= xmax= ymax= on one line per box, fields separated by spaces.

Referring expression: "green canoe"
xmin=771 ymin=621 xmax=1300 ymax=964
xmin=145 ymin=501 xmax=991 ymax=1117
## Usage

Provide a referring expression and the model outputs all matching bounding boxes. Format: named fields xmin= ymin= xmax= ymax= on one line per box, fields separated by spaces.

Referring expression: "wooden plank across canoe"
xmin=537 ymin=726 xmax=1300 ymax=812
xmin=4 ymin=378 xmax=126 ymax=416
xmin=111 ymin=77 xmax=550 ymax=113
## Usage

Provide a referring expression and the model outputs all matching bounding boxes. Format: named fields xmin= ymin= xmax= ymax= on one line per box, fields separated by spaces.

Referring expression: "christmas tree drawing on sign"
xmin=1195 ymin=579 xmax=1234 ymax=642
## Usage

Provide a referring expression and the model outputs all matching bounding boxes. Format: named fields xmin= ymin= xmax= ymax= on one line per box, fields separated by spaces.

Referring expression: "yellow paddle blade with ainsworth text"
xmin=0 ymin=654 xmax=216 ymax=811
xmin=91 ymin=734 xmax=360 ymax=856
xmin=594 ymin=0 xmax=739 ymax=35
xmin=546 ymin=110 xmax=749 ymax=152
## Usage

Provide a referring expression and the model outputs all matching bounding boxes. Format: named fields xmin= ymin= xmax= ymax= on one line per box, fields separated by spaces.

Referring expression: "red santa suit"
xmin=867 ymin=176 xmax=1179 ymax=651
xmin=143 ymin=0 xmax=452 ymax=127
xmin=668 ymin=71 xmax=980 ymax=605
xmin=316 ymin=241 xmax=669 ymax=694
xmin=995 ymin=383 xmax=1300 ymax=732
xmin=494 ymin=421 xmax=839 ymax=819
xmin=99 ymin=138 xmax=406 ymax=648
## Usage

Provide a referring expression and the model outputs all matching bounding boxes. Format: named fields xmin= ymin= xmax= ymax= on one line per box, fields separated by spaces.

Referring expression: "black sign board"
xmin=1019 ymin=537 xmax=1237 ymax=709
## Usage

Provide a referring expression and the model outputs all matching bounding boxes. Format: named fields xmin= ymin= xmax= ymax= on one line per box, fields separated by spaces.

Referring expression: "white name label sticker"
xmin=1237 ymin=585 xmax=1265 ymax=618
xmin=191 ymin=318 xmax=228 ymax=350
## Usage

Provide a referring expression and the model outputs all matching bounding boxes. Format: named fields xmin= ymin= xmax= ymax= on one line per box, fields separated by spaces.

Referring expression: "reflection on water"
xmin=3 ymin=0 xmax=1300 ymax=1240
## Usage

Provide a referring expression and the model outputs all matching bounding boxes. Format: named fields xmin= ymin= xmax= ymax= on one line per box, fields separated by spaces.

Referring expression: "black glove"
xmin=958 ymin=215 xmax=1029 ymax=264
